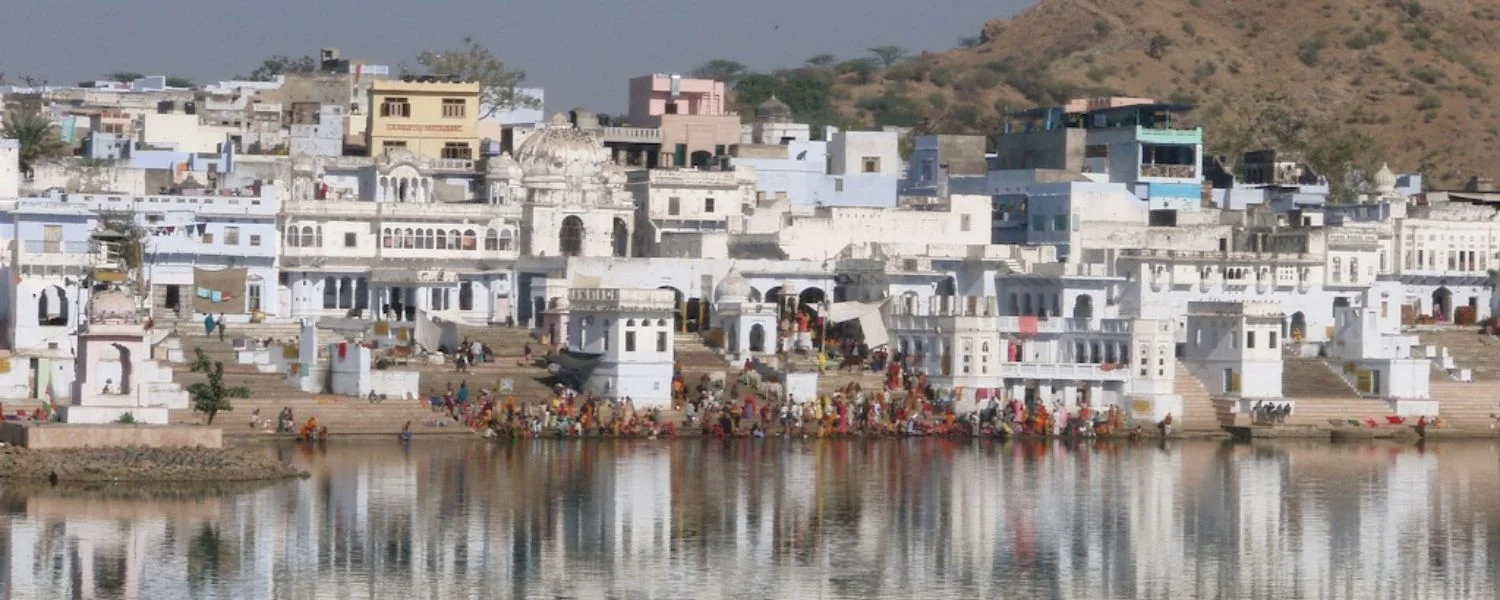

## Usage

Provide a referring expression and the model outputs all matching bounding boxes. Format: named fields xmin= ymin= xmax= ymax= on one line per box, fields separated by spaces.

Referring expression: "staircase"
xmin=1175 ymin=361 xmax=1230 ymax=431
xmin=1430 ymin=381 xmax=1500 ymax=432
xmin=1282 ymin=358 xmax=1360 ymax=398
xmin=1418 ymin=329 xmax=1500 ymax=381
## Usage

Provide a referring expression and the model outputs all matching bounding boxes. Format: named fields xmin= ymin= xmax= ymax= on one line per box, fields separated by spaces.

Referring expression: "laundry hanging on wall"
xmin=193 ymin=267 xmax=248 ymax=314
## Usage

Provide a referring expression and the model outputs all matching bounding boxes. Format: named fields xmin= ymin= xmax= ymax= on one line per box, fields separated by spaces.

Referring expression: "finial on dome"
xmin=549 ymin=113 xmax=570 ymax=127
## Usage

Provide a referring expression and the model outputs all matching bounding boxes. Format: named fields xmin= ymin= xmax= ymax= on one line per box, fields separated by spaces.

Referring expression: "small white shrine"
xmin=563 ymin=287 xmax=676 ymax=407
xmin=712 ymin=269 xmax=777 ymax=360
xmin=62 ymin=288 xmax=189 ymax=424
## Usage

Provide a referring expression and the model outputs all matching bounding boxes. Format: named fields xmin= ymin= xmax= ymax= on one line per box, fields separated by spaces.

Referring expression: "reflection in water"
xmin=0 ymin=440 xmax=1496 ymax=599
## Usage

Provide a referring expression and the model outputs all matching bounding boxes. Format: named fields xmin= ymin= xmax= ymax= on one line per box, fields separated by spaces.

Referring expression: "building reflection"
xmin=0 ymin=440 xmax=1495 ymax=599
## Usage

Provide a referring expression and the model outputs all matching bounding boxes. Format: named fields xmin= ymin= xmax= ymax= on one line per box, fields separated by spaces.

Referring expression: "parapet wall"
xmin=0 ymin=422 xmax=223 ymax=449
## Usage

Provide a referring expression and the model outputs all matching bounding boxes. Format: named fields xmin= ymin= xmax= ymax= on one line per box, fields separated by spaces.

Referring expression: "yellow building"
xmin=366 ymin=76 xmax=481 ymax=160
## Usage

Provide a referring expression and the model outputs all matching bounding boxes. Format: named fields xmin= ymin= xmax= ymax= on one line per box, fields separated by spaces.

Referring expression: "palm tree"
xmin=2 ymin=109 xmax=67 ymax=177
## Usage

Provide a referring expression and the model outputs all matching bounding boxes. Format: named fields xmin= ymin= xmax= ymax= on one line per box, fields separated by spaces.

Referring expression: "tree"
xmin=187 ymin=347 xmax=249 ymax=425
xmin=804 ymin=54 xmax=838 ymax=69
xmin=2 ymin=109 xmax=67 ymax=177
xmin=868 ymin=45 xmax=908 ymax=68
xmin=108 ymin=72 xmax=144 ymax=83
xmin=238 ymin=55 xmax=316 ymax=82
xmin=412 ymin=37 xmax=538 ymax=119
xmin=165 ymin=75 xmax=194 ymax=88
xmin=689 ymin=59 xmax=750 ymax=85
xmin=732 ymin=73 xmax=781 ymax=111
xmin=836 ymin=58 xmax=880 ymax=84
xmin=958 ymin=36 xmax=983 ymax=49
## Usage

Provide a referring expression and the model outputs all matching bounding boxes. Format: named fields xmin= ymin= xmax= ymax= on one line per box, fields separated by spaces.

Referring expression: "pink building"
xmin=627 ymin=74 xmax=728 ymax=126
xmin=625 ymin=74 xmax=740 ymax=168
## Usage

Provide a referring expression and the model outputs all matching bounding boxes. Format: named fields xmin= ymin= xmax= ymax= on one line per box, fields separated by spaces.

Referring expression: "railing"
xmin=430 ymin=158 xmax=476 ymax=171
xmin=1139 ymin=164 xmax=1196 ymax=179
xmin=998 ymin=362 xmax=1130 ymax=381
xmin=24 ymin=240 xmax=92 ymax=253
xmin=600 ymin=126 xmax=662 ymax=142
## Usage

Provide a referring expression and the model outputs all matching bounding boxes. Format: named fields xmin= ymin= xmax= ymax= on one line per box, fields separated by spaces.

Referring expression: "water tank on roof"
xmin=184 ymin=101 xmax=196 ymax=115
xmin=157 ymin=100 xmax=174 ymax=114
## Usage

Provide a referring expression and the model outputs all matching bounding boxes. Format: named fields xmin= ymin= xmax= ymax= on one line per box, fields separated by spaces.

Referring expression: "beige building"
xmin=366 ymin=76 xmax=481 ymax=160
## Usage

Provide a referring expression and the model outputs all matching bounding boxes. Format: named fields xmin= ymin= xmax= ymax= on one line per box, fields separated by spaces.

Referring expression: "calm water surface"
xmin=1 ymin=439 xmax=1497 ymax=600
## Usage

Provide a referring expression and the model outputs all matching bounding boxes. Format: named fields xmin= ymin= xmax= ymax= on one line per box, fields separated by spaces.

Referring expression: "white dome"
xmin=714 ymin=270 xmax=752 ymax=304
xmin=1373 ymin=162 xmax=1398 ymax=194
xmin=514 ymin=115 xmax=609 ymax=180
xmin=89 ymin=290 xmax=138 ymax=324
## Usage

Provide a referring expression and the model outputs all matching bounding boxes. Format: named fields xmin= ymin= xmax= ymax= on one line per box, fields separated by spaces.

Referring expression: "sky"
xmin=0 ymin=0 xmax=1034 ymax=113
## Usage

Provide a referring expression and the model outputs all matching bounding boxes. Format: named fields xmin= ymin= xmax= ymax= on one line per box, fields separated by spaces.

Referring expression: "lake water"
xmin=1 ymin=439 xmax=1497 ymax=600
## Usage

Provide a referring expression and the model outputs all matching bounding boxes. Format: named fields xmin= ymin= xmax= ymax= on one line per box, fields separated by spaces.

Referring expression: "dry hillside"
xmin=817 ymin=0 xmax=1500 ymax=188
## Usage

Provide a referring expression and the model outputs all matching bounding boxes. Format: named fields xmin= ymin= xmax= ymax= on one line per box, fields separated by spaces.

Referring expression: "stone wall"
xmin=0 ymin=422 xmax=223 ymax=449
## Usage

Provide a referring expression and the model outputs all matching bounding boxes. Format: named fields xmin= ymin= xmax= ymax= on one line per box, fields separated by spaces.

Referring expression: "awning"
xmin=547 ymin=352 xmax=603 ymax=391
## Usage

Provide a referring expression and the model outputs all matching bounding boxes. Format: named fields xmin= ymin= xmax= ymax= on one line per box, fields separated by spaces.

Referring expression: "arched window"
xmin=626 ymin=319 xmax=636 ymax=327
xmin=355 ymin=278 xmax=369 ymax=310
xmin=286 ymin=226 xmax=300 ymax=247
xmin=403 ymin=228 xmax=414 ymax=249
xmin=322 ymin=276 xmax=337 ymax=309
xmin=559 ymin=216 xmax=585 ymax=257
xmin=499 ymin=229 xmax=514 ymax=251
xmin=301 ymin=226 xmax=315 ymax=247
xmin=458 ymin=281 xmax=473 ymax=311
xmin=485 ymin=229 xmax=499 ymax=251
xmin=314 ymin=226 xmax=323 ymax=247
xmin=338 ymin=276 xmax=353 ymax=309
xmin=462 ymin=229 xmax=477 ymax=251
xmin=382 ymin=228 xmax=393 ymax=248
xmin=436 ymin=229 xmax=448 ymax=250
xmin=423 ymin=228 xmax=435 ymax=250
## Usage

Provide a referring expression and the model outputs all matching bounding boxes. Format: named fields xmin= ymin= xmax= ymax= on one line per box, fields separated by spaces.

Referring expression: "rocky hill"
xmin=742 ymin=0 xmax=1500 ymax=188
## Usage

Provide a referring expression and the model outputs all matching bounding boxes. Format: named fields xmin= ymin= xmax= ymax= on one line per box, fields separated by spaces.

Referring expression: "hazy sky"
xmin=0 ymin=0 xmax=1033 ymax=112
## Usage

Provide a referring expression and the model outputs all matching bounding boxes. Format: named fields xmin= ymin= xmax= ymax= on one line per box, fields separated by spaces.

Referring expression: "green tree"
xmin=804 ymin=53 xmax=838 ymax=69
xmin=187 ymin=347 xmax=249 ymax=425
xmin=238 ymin=55 xmax=316 ymax=81
xmin=836 ymin=58 xmax=880 ymax=84
xmin=958 ymin=36 xmax=983 ymax=49
xmin=732 ymin=73 xmax=781 ymax=110
xmin=689 ymin=59 xmax=749 ymax=85
xmin=108 ymin=72 xmax=144 ymax=83
xmin=868 ymin=45 xmax=908 ymax=68
xmin=2 ymin=109 xmax=68 ymax=177
xmin=412 ymin=37 xmax=537 ymax=119
xmin=165 ymin=75 xmax=194 ymax=88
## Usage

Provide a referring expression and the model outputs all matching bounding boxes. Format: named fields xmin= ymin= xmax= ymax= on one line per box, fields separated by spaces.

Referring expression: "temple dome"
xmin=514 ymin=114 xmax=610 ymax=180
xmin=756 ymin=95 xmax=793 ymax=123
xmin=1373 ymin=162 xmax=1398 ymax=194
xmin=89 ymin=289 xmax=138 ymax=324
xmin=714 ymin=270 xmax=752 ymax=304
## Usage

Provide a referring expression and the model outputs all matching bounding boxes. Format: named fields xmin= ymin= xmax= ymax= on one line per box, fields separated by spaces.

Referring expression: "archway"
xmin=1432 ymin=287 xmax=1452 ymax=321
xmin=112 ymin=343 xmax=133 ymax=395
xmin=658 ymin=286 xmax=685 ymax=331
xmin=37 ymin=286 xmax=69 ymax=326
xmin=799 ymin=287 xmax=826 ymax=308
xmin=764 ymin=286 xmax=784 ymax=307
xmin=936 ymin=277 xmax=957 ymax=296
xmin=1073 ymin=294 xmax=1094 ymax=320
xmin=690 ymin=150 xmax=713 ymax=168
xmin=559 ymin=216 xmax=585 ymax=257
xmin=458 ymin=281 xmax=474 ymax=311
xmin=749 ymin=323 xmax=766 ymax=352
xmin=1290 ymin=311 xmax=1307 ymax=342
xmin=612 ymin=218 xmax=629 ymax=257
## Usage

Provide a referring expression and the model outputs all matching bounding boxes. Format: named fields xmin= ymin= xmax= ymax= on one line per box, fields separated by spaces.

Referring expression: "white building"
xmin=1182 ymin=301 xmax=1285 ymax=399
xmin=562 ymin=287 xmax=676 ymax=406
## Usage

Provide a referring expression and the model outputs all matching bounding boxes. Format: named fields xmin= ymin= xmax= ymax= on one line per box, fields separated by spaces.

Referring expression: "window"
xmin=1269 ymin=331 xmax=1278 ymax=349
xmin=1054 ymin=215 xmax=1068 ymax=232
xmin=249 ymin=234 xmax=262 ymax=246
xmin=1247 ymin=331 xmax=1256 ymax=349
xmin=380 ymin=97 xmax=411 ymax=118
xmin=1031 ymin=215 xmax=1046 ymax=232
xmin=383 ymin=141 xmax=407 ymax=153
xmin=286 ymin=227 xmax=301 ymax=247
xmin=834 ymin=178 xmax=844 ymax=192
xmin=344 ymin=232 xmax=357 ymax=248
xmin=625 ymin=331 xmax=637 ymax=352
xmin=960 ymin=214 xmax=972 ymax=232
xmin=485 ymin=229 xmax=499 ymax=251
xmin=322 ymin=276 xmax=337 ymax=309
xmin=862 ymin=156 xmax=880 ymax=173
xmin=441 ymin=98 xmax=466 ymax=118
xmin=202 ymin=232 xmax=215 ymax=244
xmin=657 ymin=331 xmax=668 ymax=352
xmin=224 ymin=227 xmax=239 ymax=245
xmin=665 ymin=102 xmax=679 ymax=114
xmin=441 ymin=142 xmax=472 ymax=160
xmin=668 ymin=196 xmax=681 ymax=216
xmin=704 ymin=197 xmax=715 ymax=213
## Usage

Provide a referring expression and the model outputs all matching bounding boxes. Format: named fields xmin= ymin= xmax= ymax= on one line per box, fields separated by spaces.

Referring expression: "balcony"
xmin=1139 ymin=164 xmax=1196 ymax=179
xmin=18 ymin=240 xmax=105 ymax=267
xmin=600 ymin=127 xmax=662 ymax=144
xmin=997 ymin=361 xmax=1130 ymax=382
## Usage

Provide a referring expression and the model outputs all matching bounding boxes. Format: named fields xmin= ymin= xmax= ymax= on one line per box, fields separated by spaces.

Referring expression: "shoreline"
xmin=0 ymin=446 xmax=309 ymax=483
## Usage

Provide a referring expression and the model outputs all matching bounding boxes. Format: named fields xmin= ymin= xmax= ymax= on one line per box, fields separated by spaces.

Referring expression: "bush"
xmin=960 ymin=69 xmax=1002 ymax=93
xmin=1345 ymin=26 xmax=1388 ymax=49
xmin=930 ymin=68 xmax=955 ymax=87
xmin=116 ymin=412 xmax=137 ymax=425
xmin=1297 ymin=35 xmax=1327 ymax=66
xmin=1417 ymin=93 xmax=1443 ymax=110
xmin=927 ymin=92 xmax=949 ymax=111
xmin=1146 ymin=33 xmax=1173 ymax=59
xmin=1409 ymin=64 xmax=1443 ymax=84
